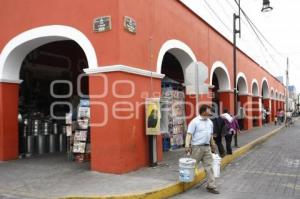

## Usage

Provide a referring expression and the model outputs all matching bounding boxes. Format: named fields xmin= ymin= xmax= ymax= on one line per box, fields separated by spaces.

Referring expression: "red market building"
xmin=0 ymin=0 xmax=286 ymax=174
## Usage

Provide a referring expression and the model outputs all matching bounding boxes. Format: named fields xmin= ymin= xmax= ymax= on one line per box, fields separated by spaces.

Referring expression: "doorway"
xmin=18 ymin=40 xmax=90 ymax=163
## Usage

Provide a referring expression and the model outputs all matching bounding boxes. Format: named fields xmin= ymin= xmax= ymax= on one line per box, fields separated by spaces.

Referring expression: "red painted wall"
xmin=239 ymin=95 xmax=253 ymax=130
xmin=252 ymin=96 xmax=263 ymax=127
xmin=89 ymin=72 xmax=162 ymax=173
xmin=0 ymin=83 xmax=19 ymax=160
xmin=0 ymin=0 xmax=286 ymax=95
xmin=219 ymin=92 xmax=234 ymax=114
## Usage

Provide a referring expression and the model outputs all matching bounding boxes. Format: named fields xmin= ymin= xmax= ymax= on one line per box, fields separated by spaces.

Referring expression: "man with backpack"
xmin=221 ymin=109 xmax=240 ymax=155
xmin=211 ymin=114 xmax=226 ymax=158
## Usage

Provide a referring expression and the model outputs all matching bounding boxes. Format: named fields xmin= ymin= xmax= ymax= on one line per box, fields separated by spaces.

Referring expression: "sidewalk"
xmin=172 ymin=119 xmax=300 ymax=199
xmin=0 ymin=124 xmax=285 ymax=199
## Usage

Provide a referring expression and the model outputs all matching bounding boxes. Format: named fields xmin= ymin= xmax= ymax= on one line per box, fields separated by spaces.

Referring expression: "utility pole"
xmin=232 ymin=0 xmax=273 ymax=147
xmin=233 ymin=0 xmax=241 ymax=147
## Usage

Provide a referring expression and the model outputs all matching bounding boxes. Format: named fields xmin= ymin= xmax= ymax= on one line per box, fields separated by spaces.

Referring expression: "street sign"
xmin=185 ymin=61 xmax=209 ymax=94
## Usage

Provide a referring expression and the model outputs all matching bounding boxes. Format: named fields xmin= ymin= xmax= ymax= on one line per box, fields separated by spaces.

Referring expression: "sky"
xmin=180 ymin=0 xmax=300 ymax=93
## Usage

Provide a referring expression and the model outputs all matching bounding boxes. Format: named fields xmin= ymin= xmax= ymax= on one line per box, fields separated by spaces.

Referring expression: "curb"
xmin=64 ymin=125 xmax=287 ymax=199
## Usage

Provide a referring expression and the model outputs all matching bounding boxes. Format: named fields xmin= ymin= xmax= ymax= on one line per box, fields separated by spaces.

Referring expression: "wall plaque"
xmin=124 ymin=16 xmax=136 ymax=34
xmin=93 ymin=16 xmax=112 ymax=32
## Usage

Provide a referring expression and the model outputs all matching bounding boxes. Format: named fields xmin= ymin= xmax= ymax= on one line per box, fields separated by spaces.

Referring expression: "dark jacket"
xmin=212 ymin=117 xmax=225 ymax=137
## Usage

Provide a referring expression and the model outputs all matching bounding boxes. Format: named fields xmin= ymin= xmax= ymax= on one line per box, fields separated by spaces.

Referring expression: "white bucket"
xmin=212 ymin=153 xmax=222 ymax=178
xmin=179 ymin=158 xmax=196 ymax=182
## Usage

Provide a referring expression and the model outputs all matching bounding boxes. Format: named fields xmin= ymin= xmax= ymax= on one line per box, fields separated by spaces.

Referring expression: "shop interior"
xmin=160 ymin=52 xmax=187 ymax=151
xmin=18 ymin=40 xmax=91 ymax=163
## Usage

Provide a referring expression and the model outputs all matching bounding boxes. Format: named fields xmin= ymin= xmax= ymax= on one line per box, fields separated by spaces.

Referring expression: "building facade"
xmin=0 ymin=0 xmax=286 ymax=174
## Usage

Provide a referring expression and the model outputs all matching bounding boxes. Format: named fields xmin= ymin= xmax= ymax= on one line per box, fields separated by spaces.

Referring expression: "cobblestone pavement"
xmin=172 ymin=120 xmax=300 ymax=199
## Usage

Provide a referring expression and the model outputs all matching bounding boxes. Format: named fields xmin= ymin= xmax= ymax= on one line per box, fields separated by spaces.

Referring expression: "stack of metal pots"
xmin=19 ymin=114 xmax=67 ymax=157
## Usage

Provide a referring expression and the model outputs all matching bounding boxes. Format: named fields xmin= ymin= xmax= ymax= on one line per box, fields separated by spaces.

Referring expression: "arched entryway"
xmin=157 ymin=39 xmax=197 ymax=152
xmin=0 ymin=25 xmax=97 ymax=164
xmin=236 ymin=73 xmax=248 ymax=130
xmin=261 ymin=78 xmax=270 ymax=124
xmin=210 ymin=62 xmax=231 ymax=114
xmin=18 ymin=40 xmax=89 ymax=160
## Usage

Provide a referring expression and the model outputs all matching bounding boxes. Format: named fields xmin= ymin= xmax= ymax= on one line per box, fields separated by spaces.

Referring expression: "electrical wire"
xmin=238 ymin=3 xmax=284 ymax=59
xmin=231 ymin=0 xmax=286 ymax=70
xmin=203 ymin=0 xmax=285 ymax=71
xmin=224 ymin=0 xmax=270 ymax=62
xmin=203 ymin=0 xmax=232 ymax=34
xmin=242 ymin=11 xmax=286 ymax=70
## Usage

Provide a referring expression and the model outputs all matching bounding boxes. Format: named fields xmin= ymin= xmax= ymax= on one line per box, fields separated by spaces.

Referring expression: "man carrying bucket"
xmin=185 ymin=104 xmax=220 ymax=194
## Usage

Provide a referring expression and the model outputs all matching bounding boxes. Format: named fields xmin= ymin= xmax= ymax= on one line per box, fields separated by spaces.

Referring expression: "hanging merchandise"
xmin=161 ymin=78 xmax=187 ymax=151
xmin=73 ymin=98 xmax=91 ymax=163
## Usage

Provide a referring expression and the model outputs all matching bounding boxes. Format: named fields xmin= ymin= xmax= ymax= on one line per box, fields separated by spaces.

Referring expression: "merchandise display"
xmin=161 ymin=80 xmax=187 ymax=151
xmin=73 ymin=98 xmax=91 ymax=163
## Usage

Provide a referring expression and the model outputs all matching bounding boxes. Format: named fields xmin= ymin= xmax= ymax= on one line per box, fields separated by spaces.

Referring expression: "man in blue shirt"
xmin=185 ymin=104 xmax=219 ymax=194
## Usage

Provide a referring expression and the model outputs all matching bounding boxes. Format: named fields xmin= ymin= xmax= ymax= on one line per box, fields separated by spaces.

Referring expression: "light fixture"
xmin=261 ymin=0 xmax=273 ymax=12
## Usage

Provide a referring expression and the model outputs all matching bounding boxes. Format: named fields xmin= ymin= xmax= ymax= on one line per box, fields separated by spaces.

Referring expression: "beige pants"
xmin=191 ymin=145 xmax=216 ymax=189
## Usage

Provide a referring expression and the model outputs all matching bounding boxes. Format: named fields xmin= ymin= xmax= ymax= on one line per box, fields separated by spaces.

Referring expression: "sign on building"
xmin=93 ymin=16 xmax=112 ymax=32
xmin=124 ymin=16 xmax=137 ymax=34
xmin=185 ymin=61 xmax=209 ymax=94
xmin=145 ymin=98 xmax=161 ymax=135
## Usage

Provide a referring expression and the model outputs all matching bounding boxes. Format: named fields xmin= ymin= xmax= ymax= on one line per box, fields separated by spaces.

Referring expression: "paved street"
xmin=172 ymin=120 xmax=300 ymax=199
xmin=0 ymin=124 xmax=281 ymax=199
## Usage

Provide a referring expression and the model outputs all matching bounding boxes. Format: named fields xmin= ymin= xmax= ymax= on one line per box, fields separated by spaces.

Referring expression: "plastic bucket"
xmin=179 ymin=158 xmax=196 ymax=182
xmin=212 ymin=153 xmax=222 ymax=178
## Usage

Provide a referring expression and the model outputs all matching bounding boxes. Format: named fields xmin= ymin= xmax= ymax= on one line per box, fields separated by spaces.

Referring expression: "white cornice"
xmin=238 ymin=93 xmax=251 ymax=97
xmin=84 ymin=65 xmax=165 ymax=79
xmin=218 ymin=89 xmax=234 ymax=93
xmin=0 ymin=78 xmax=22 ymax=84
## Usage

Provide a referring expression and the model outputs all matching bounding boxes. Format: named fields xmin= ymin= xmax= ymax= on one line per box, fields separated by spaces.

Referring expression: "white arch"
xmin=236 ymin=72 xmax=248 ymax=95
xmin=156 ymin=39 xmax=201 ymax=94
xmin=261 ymin=77 xmax=270 ymax=98
xmin=210 ymin=61 xmax=231 ymax=91
xmin=251 ymin=79 xmax=260 ymax=96
xmin=156 ymin=39 xmax=197 ymax=74
xmin=0 ymin=25 xmax=98 ymax=83
xmin=275 ymin=90 xmax=278 ymax=100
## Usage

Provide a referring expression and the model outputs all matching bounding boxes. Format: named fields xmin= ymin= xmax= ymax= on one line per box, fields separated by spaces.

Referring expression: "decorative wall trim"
xmin=156 ymin=39 xmax=197 ymax=74
xmin=84 ymin=65 xmax=165 ymax=79
xmin=236 ymin=72 xmax=249 ymax=94
xmin=238 ymin=93 xmax=251 ymax=97
xmin=208 ymin=85 xmax=215 ymax=89
xmin=0 ymin=78 xmax=22 ymax=84
xmin=218 ymin=89 xmax=234 ymax=93
xmin=210 ymin=61 xmax=231 ymax=90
